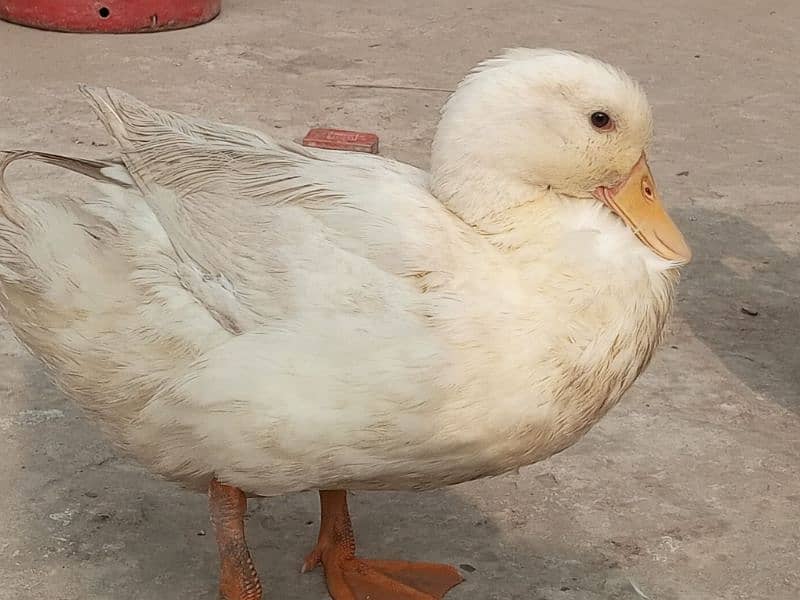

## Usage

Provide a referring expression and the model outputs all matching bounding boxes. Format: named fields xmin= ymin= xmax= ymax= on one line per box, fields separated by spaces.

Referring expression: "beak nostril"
xmin=641 ymin=178 xmax=654 ymax=200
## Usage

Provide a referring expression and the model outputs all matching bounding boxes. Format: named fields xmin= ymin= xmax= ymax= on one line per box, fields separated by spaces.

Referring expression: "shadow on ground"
xmin=675 ymin=205 xmax=800 ymax=412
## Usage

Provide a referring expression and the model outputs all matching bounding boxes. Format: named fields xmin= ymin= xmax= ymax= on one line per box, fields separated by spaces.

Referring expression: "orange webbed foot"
xmin=302 ymin=491 xmax=464 ymax=600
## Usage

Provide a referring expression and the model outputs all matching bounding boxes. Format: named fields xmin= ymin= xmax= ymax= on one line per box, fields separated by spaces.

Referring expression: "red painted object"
xmin=302 ymin=128 xmax=379 ymax=154
xmin=0 ymin=0 xmax=221 ymax=33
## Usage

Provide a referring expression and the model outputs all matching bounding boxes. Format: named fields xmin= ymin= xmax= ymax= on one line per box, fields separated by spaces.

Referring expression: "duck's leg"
xmin=209 ymin=478 xmax=263 ymax=600
xmin=301 ymin=490 xmax=463 ymax=600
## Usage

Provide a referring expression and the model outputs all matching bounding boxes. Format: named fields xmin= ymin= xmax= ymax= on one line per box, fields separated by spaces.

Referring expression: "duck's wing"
xmin=71 ymin=87 xmax=479 ymax=338
xmin=79 ymin=87 xmax=466 ymax=298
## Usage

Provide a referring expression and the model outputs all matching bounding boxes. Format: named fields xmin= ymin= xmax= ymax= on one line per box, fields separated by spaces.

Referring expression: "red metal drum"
xmin=0 ymin=0 xmax=221 ymax=33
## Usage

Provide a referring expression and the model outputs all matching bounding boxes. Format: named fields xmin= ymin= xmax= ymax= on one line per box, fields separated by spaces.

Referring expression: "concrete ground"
xmin=1 ymin=1 xmax=798 ymax=599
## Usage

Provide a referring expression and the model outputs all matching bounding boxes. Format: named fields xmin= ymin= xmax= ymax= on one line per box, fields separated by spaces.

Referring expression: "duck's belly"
xmin=309 ymin=385 xmax=628 ymax=493
xmin=130 ymin=364 xmax=628 ymax=497
xmin=125 ymin=294 xmax=662 ymax=496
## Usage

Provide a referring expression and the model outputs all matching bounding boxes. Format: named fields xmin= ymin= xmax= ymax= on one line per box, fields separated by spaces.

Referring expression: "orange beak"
xmin=594 ymin=154 xmax=692 ymax=264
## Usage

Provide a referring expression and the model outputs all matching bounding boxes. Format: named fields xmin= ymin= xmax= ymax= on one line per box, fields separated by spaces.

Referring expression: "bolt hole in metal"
xmin=98 ymin=6 xmax=110 ymax=18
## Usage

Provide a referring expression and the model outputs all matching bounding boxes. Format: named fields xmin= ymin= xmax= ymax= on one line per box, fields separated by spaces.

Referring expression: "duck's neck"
xmin=434 ymin=170 xmax=678 ymax=314
xmin=434 ymin=165 xmax=668 ymax=267
xmin=508 ymin=193 xmax=678 ymax=292
xmin=431 ymin=164 xmax=543 ymax=238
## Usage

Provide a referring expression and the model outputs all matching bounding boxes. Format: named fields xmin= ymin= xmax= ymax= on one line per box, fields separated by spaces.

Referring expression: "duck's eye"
xmin=590 ymin=111 xmax=613 ymax=131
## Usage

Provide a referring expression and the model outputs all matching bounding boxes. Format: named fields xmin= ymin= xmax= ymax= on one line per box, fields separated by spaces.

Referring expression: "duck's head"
xmin=431 ymin=48 xmax=691 ymax=265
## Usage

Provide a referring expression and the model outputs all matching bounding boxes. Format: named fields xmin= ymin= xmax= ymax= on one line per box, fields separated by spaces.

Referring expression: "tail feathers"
xmin=0 ymin=149 xmax=132 ymax=227
xmin=0 ymin=150 xmax=133 ymax=290
xmin=0 ymin=150 xmax=132 ymax=191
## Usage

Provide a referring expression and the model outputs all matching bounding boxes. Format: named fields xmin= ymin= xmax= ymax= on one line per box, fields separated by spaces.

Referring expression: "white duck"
xmin=0 ymin=48 xmax=690 ymax=600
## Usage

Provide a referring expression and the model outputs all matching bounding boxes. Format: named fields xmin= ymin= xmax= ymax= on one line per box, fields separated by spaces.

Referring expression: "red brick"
xmin=302 ymin=128 xmax=379 ymax=154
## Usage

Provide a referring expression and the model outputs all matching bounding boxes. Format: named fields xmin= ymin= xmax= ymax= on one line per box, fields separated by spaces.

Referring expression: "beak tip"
xmin=667 ymin=241 xmax=692 ymax=266
xmin=677 ymin=236 xmax=693 ymax=264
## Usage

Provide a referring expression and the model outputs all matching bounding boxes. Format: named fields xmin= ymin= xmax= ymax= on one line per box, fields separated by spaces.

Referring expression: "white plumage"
xmin=0 ymin=49 xmax=683 ymax=500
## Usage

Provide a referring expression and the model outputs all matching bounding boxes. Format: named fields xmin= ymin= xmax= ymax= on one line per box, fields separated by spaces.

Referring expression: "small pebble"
xmin=459 ymin=563 xmax=476 ymax=573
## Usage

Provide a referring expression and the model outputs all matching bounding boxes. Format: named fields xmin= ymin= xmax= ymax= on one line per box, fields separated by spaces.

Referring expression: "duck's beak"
xmin=594 ymin=154 xmax=692 ymax=264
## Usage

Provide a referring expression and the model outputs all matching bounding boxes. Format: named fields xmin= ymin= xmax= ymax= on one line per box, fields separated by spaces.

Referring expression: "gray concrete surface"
xmin=0 ymin=1 xmax=798 ymax=599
